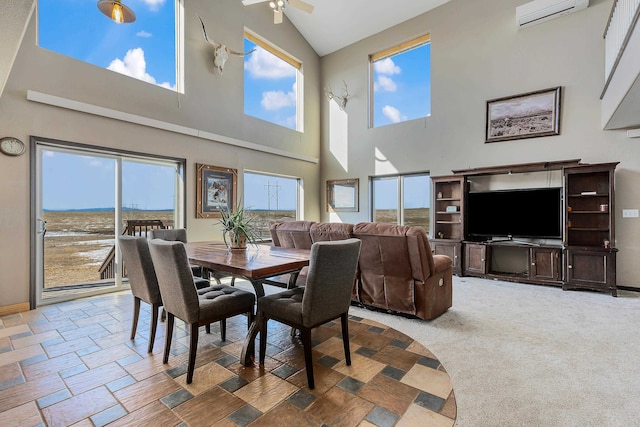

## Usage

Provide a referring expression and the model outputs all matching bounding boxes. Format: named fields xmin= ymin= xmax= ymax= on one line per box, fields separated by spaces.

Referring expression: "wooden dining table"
xmin=185 ymin=241 xmax=311 ymax=366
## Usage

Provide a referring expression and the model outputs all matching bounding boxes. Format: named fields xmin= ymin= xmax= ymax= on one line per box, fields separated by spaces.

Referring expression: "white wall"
xmin=320 ymin=0 xmax=640 ymax=288
xmin=0 ymin=0 xmax=321 ymax=307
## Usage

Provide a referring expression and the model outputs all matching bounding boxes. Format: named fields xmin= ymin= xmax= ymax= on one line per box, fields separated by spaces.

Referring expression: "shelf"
xmin=567 ymin=193 xmax=609 ymax=198
xmin=436 ymin=221 xmax=461 ymax=225
xmin=568 ymin=211 xmax=609 ymax=214
xmin=567 ymin=228 xmax=610 ymax=232
xmin=435 ymin=198 xmax=460 ymax=202
xmin=435 ymin=211 xmax=461 ymax=215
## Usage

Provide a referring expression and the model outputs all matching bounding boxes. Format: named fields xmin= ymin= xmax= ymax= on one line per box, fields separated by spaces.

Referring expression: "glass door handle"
xmin=37 ymin=218 xmax=47 ymax=236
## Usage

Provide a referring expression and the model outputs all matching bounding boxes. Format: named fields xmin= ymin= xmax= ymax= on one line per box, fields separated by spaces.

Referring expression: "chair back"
xmin=149 ymin=228 xmax=188 ymax=243
xmin=119 ymin=236 xmax=161 ymax=305
xmin=302 ymin=238 xmax=361 ymax=327
xmin=148 ymin=239 xmax=200 ymax=323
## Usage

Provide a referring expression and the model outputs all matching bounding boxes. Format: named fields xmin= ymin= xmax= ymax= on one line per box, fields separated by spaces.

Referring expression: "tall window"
xmin=38 ymin=0 xmax=181 ymax=91
xmin=244 ymin=31 xmax=302 ymax=131
xmin=371 ymin=173 xmax=431 ymax=232
xmin=370 ymin=34 xmax=431 ymax=127
xmin=244 ymin=171 xmax=300 ymax=238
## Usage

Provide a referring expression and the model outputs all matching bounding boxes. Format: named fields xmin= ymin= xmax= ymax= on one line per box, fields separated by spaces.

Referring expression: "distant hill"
xmin=43 ymin=208 xmax=173 ymax=212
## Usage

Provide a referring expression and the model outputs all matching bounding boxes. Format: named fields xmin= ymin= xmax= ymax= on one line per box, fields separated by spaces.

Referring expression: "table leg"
xmin=240 ymin=279 xmax=266 ymax=366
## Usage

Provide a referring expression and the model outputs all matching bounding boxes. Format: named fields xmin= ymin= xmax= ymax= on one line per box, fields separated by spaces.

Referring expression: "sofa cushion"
xmin=271 ymin=220 xmax=315 ymax=249
xmin=310 ymin=222 xmax=354 ymax=242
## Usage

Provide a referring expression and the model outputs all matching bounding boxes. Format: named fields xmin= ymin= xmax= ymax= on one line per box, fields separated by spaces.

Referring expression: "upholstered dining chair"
xmin=258 ymin=238 xmax=361 ymax=389
xmin=118 ymin=235 xmax=162 ymax=353
xmin=148 ymin=239 xmax=255 ymax=384
xmin=149 ymin=228 xmax=234 ymax=287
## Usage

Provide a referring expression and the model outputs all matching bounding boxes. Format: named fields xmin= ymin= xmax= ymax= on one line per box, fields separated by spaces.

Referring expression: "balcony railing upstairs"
xmin=602 ymin=0 xmax=640 ymax=95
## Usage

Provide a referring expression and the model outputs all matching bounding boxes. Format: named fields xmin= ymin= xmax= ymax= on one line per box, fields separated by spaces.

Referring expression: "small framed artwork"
xmin=485 ymin=86 xmax=561 ymax=143
xmin=327 ymin=179 xmax=359 ymax=212
xmin=196 ymin=163 xmax=237 ymax=218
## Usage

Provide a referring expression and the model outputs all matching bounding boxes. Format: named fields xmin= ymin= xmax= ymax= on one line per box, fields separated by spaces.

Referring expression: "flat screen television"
xmin=466 ymin=188 xmax=562 ymax=240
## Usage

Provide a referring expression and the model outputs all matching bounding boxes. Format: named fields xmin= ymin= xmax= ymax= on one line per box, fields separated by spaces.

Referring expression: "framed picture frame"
xmin=485 ymin=86 xmax=561 ymax=143
xmin=196 ymin=163 xmax=237 ymax=218
xmin=327 ymin=179 xmax=359 ymax=212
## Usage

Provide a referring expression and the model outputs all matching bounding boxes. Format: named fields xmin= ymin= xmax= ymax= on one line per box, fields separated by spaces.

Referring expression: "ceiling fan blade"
xmin=242 ymin=0 xmax=269 ymax=5
xmin=274 ymin=9 xmax=283 ymax=24
xmin=288 ymin=0 xmax=314 ymax=13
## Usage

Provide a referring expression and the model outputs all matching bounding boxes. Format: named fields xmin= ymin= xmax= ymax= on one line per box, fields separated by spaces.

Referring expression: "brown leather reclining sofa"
xmin=269 ymin=220 xmax=453 ymax=320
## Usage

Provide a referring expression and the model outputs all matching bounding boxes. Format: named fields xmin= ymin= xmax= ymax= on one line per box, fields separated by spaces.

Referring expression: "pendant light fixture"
xmin=97 ymin=0 xmax=136 ymax=24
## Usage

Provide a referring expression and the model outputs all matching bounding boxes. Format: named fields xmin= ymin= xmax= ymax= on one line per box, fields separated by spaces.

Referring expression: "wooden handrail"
xmin=98 ymin=219 xmax=172 ymax=279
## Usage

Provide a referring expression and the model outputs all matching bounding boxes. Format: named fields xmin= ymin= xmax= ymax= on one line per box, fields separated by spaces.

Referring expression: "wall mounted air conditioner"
xmin=516 ymin=0 xmax=589 ymax=29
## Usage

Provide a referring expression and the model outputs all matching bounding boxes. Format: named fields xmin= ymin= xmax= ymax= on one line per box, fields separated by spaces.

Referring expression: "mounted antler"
xmin=325 ymin=80 xmax=350 ymax=110
xmin=198 ymin=16 xmax=255 ymax=74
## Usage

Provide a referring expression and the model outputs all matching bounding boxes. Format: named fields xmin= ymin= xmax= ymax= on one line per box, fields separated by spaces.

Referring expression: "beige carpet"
xmin=350 ymin=276 xmax=640 ymax=426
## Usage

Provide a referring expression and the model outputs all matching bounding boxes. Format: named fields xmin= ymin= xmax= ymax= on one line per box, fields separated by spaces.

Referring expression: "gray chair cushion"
xmin=259 ymin=288 xmax=304 ymax=325
xmin=198 ymin=285 xmax=256 ymax=320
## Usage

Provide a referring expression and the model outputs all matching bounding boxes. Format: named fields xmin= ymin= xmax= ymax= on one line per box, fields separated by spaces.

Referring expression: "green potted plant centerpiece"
xmin=218 ymin=202 xmax=260 ymax=250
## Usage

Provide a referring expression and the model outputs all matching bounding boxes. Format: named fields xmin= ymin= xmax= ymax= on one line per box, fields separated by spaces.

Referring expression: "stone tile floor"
xmin=0 ymin=291 xmax=456 ymax=426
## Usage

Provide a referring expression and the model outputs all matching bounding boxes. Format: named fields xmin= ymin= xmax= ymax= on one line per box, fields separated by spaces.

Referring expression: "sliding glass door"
xmin=32 ymin=138 xmax=184 ymax=306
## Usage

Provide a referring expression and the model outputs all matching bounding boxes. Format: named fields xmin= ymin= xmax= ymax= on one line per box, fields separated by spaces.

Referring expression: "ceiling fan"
xmin=242 ymin=0 xmax=314 ymax=24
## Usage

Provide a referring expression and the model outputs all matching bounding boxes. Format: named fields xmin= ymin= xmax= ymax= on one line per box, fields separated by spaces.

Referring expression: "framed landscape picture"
xmin=485 ymin=86 xmax=561 ymax=143
xmin=196 ymin=164 xmax=237 ymax=218
xmin=327 ymin=179 xmax=359 ymax=212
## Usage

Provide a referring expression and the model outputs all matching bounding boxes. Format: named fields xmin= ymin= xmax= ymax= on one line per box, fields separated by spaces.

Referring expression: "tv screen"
xmin=466 ymin=188 xmax=562 ymax=239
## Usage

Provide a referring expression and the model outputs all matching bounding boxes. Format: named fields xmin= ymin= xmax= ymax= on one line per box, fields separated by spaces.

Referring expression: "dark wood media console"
xmin=431 ymin=160 xmax=618 ymax=296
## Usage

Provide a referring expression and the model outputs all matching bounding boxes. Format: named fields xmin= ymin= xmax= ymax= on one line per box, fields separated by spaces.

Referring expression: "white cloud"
xmin=382 ymin=105 xmax=406 ymax=123
xmin=261 ymin=83 xmax=296 ymax=111
xmin=245 ymin=47 xmax=296 ymax=79
xmin=107 ymin=48 xmax=175 ymax=90
xmin=374 ymin=75 xmax=397 ymax=92
xmin=136 ymin=30 xmax=152 ymax=38
xmin=374 ymin=58 xmax=401 ymax=75
xmin=142 ymin=0 xmax=165 ymax=11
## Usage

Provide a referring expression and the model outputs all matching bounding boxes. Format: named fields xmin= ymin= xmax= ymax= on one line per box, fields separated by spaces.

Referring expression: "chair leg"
xmin=220 ymin=319 xmax=226 ymax=341
xmin=301 ymin=327 xmax=315 ymax=389
xmin=187 ymin=323 xmax=199 ymax=384
xmin=230 ymin=277 xmax=236 ymax=286
xmin=148 ymin=303 xmax=160 ymax=353
xmin=259 ymin=314 xmax=268 ymax=365
xmin=130 ymin=297 xmax=141 ymax=341
xmin=163 ymin=313 xmax=174 ymax=364
xmin=341 ymin=313 xmax=351 ymax=366
xmin=205 ymin=324 xmax=211 ymax=334
xmin=161 ymin=308 xmax=166 ymax=322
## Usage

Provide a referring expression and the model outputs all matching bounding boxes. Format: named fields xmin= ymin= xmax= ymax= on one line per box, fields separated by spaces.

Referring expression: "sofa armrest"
xmin=432 ymin=254 xmax=452 ymax=275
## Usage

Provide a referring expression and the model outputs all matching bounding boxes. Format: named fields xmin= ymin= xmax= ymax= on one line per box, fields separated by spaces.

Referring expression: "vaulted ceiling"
xmin=247 ymin=0 xmax=451 ymax=56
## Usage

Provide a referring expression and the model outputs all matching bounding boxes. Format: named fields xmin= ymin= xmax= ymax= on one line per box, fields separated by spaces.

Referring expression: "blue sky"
xmin=42 ymin=151 xmax=177 ymax=210
xmin=373 ymin=43 xmax=431 ymax=127
xmin=39 ymin=0 xmax=176 ymax=89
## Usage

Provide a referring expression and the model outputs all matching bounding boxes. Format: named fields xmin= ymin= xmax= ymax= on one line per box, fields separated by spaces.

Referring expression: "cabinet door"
xmin=530 ymin=248 xmax=561 ymax=282
xmin=464 ymin=243 xmax=486 ymax=275
xmin=432 ymin=241 xmax=461 ymax=275
xmin=564 ymin=249 xmax=617 ymax=296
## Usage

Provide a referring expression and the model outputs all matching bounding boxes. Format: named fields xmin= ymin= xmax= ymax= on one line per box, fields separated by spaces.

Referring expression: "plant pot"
xmin=228 ymin=230 xmax=248 ymax=250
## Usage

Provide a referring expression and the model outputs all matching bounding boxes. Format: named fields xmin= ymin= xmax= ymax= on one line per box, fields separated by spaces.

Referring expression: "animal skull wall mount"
xmin=325 ymin=81 xmax=351 ymax=111
xmin=198 ymin=16 xmax=255 ymax=74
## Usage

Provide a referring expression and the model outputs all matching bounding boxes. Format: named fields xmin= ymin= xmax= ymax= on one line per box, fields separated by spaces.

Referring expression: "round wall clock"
xmin=0 ymin=137 xmax=26 ymax=156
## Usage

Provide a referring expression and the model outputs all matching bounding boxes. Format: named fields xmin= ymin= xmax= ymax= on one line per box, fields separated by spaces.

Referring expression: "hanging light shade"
xmin=97 ymin=0 xmax=136 ymax=24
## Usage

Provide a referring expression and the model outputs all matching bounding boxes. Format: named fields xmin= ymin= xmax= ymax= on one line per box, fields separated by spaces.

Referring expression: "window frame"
xmin=37 ymin=0 xmax=184 ymax=93
xmin=243 ymin=170 xmax=302 ymax=239
xmin=370 ymin=172 xmax=431 ymax=230
xmin=369 ymin=34 xmax=431 ymax=128
xmin=243 ymin=29 xmax=303 ymax=131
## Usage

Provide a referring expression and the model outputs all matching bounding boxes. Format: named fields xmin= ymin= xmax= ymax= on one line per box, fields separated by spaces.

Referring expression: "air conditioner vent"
xmin=516 ymin=0 xmax=589 ymax=30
